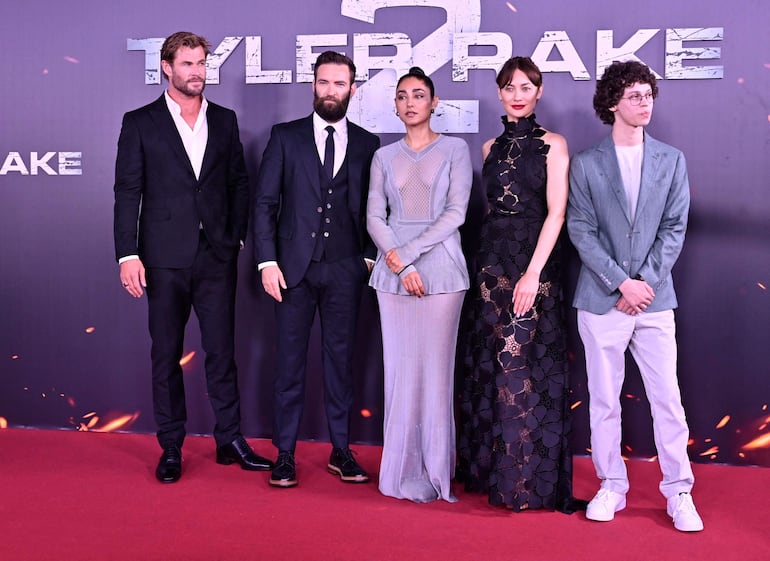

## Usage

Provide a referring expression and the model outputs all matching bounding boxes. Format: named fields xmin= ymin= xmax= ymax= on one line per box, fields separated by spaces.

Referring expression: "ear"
xmin=431 ymin=95 xmax=439 ymax=110
xmin=161 ymin=60 xmax=172 ymax=79
xmin=350 ymin=83 xmax=358 ymax=98
xmin=536 ymin=85 xmax=543 ymax=100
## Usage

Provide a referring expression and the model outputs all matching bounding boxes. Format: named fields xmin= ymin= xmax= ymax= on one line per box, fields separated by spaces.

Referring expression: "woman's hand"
xmin=512 ymin=270 xmax=540 ymax=317
xmin=401 ymin=270 xmax=425 ymax=298
xmin=385 ymin=248 xmax=405 ymax=274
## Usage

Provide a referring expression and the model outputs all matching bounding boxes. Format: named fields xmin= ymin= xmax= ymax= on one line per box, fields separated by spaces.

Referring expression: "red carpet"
xmin=1 ymin=428 xmax=768 ymax=561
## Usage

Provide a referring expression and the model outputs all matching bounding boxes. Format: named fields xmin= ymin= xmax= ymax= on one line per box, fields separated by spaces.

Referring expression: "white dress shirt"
xmin=313 ymin=111 xmax=347 ymax=178
xmin=164 ymin=90 xmax=209 ymax=180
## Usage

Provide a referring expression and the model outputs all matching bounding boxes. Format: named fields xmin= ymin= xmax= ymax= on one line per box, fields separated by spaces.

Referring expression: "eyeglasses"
xmin=622 ymin=92 xmax=654 ymax=106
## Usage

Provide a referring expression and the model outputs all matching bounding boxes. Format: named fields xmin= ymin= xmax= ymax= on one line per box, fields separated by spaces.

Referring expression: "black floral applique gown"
xmin=459 ymin=115 xmax=581 ymax=513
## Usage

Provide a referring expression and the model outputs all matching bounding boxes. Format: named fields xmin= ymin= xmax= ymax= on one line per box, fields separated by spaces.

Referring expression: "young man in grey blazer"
xmin=567 ymin=61 xmax=703 ymax=532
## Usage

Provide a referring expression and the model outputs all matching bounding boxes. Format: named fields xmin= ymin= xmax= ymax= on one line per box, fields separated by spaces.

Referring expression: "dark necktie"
xmin=323 ymin=125 xmax=335 ymax=179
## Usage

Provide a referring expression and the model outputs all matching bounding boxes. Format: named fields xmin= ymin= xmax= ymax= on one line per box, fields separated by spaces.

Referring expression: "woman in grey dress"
xmin=367 ymin=67 xmax=472 ymax=502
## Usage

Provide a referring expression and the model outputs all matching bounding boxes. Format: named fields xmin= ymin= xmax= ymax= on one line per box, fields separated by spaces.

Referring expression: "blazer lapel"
xmin=298 ymin=115 xmax=323 ymax=196
xmin=635 ymin=132 xmax=662 ymax=222
xmin=198 ymin=104 xmax=220 ymax=183
xmin=345 ymin=121 xmax=365 ymax=212
xmin=597 ymin=136 xmax=632 ymax=224
xmin=148 ymin=96 xmax=196 ymax=179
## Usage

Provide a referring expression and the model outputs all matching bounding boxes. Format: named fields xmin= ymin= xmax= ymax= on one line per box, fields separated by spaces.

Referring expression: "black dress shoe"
xmin=328 ymin=447 xmax=369 ymax=483
xmin=269 ymin=451 xmax=298 ymax=488
xmin=156 ymin=445 xmax=182 ymax=483
xmin=216 ymin=435 xmax=274 ymax=471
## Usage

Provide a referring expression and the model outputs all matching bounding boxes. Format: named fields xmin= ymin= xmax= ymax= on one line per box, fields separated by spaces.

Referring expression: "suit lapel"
xmin=298 ymin=115 xmax=323 ymax=196
xmin=345 ymin=121 xmax=364 ymax=212
xmin=346 ymin=121 xmax=363 ymax=181
xmin=148 ymin=95 xmax=196 ymax=179
xmin=199 ymin=103 xmax=220 ymax=183
xmin=597 ymin=136 xmax=631 ymax=224
xmin=635 ymin=132 xmax=661 ymax=222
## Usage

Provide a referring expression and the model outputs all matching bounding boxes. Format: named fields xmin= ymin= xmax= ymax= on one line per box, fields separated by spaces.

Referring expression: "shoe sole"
xmin=269 ymin=477 xmax=298 ymax=488
xmin=156 ymin=476 xmax=181 ymax=484
xmin=327 ymin=464 xmax=369 ymax=483
xmin=673 ymin=521 xmax=704 ymax=532
xmin=216 ymin=456 xmax=272 ymax=471
xmin=586 ymin=497 xmax=626 ymax=522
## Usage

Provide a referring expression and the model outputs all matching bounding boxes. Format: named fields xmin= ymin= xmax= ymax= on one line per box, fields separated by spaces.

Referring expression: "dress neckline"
xmin=500 ymin=114 xmax=540 ymax=137
xmin=399 ymin=134 xmax=443 ymax=157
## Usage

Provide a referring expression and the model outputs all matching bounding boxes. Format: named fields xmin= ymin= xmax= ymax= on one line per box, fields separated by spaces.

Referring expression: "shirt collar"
xmin=313 ymin=112 xmax=347 ymax=137
xmin=164 ymin=90 xmax=208 ymax=118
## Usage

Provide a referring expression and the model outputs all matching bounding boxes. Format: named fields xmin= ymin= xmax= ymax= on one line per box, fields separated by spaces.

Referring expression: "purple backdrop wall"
xmin=1 ymin=0 xmax=768 ymax=467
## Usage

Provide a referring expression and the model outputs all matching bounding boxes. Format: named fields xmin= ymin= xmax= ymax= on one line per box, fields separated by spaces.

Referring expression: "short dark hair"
xmin=594 ymin=61 xmax=658 ymax=125
xmin=160 ymin=31 xmax=211 ymax=64
xmin=496 ymin=56 xmax=542 ymax=89
xmin=396 ymin=66 xmax=435 ymax=98
xmin=313 ymin=51 xmax=356 ymax=84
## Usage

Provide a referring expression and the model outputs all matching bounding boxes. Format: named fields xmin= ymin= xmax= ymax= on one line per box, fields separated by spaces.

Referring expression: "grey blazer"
xmin=567 ymin=133 xmax=690 ymax=314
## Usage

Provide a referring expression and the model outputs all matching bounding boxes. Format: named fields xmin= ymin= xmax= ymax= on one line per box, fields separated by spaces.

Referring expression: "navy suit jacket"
xmin=567 ymin=133 xmax=690 ymax=314
xmin=252 ymin=114 xmax=380 ymax=287
xmin=113 ymin=95 xmax=249 ymax=268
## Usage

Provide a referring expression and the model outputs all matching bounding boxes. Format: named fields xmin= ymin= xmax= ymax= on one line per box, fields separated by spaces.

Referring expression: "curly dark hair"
xmin=397 ymin=66 xmax=435 ymax=98
xmin=594 ymin=61 xmax=658 ymax=125
xmin=496 ymin=56 xmax=542 ymax=89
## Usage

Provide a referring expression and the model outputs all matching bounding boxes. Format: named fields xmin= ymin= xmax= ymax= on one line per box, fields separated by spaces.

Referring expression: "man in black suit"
xmin=253 ymin=51 xmax=380 ymax=488
xmin=114 ymin=31 xmax=272 ymax=483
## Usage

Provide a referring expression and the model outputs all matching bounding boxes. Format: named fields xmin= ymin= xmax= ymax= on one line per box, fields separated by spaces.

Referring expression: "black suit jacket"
xmin=252 ymin=114 xmax=380 ymax=287
xmin=114 ymin=95 xmax=249 ymax=268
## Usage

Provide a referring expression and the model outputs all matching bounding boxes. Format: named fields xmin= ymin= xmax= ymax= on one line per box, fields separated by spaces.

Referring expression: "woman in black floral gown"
xmin=459 ymin=57 xmax=582 ymax=513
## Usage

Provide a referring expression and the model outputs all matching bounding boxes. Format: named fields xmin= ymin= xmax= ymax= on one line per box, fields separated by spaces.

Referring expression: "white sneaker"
xmin=667 ymin=492 xmax=704 ymax=532
xmin=586 ymin=488 xmax=627 ymax=522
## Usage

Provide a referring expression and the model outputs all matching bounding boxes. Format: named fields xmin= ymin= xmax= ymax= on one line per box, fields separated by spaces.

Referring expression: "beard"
xmin=313 ymin=89 xmax=351 ymax=122
xmin=172 ymin=75 xmax=206 ymax=97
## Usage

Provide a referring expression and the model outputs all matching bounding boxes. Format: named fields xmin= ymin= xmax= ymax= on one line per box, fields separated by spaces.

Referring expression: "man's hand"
xmin=617 ymin=278 xmax=654 ymax=315
xmin=120 ymin=259 xmax=146 ymax=298
xmin=261 ymin=265 xmax=287 ymax=302
xmin=615 ymin=295 xmax=639 ymax=315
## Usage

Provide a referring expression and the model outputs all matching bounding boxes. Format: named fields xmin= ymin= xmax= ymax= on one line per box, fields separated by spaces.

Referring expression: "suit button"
xmin=327 ymin=203 xmax=332 ymax=209
xmin=328 ymin=189 xmax=333 ymax=194
xmin=317 ymin=206 xmax=322 ymax=213
xmin=311 ymin=232 xmax=316 ymax=238
xmin=622 ymin=260 xmax=629 ymax=267
xmin=323 ymin=232 xmax=330 ymax=238
xmin=325 ymin=218 xmax=330 ymax=224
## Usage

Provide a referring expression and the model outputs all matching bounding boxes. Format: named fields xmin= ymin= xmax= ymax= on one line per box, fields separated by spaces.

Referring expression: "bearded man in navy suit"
xmin=253 ymin=51 xmax=380 ymax=488
xmin=114 ymin=31 xmax=272 ymax=483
